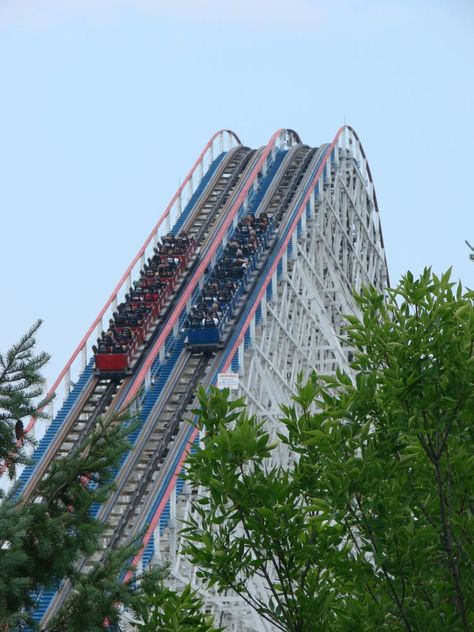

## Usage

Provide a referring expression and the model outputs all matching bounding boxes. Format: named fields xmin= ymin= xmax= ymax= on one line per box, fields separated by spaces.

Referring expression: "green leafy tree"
xmin=183 ymin=388 xmax=352 ymax=632
xmin=183 ymin=269 xmax=474 ymax=631
xmin=132 ymin=566 xmax=221 ymax=632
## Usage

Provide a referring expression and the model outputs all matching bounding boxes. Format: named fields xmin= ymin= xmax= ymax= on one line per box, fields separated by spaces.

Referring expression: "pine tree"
xmin=0 ymin=320 xmax=51 ymax=479
xmin=0 ymin=324 xmax=141 ymax=629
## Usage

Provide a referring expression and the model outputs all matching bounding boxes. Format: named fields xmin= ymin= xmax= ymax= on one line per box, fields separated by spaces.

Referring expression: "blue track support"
xmin=88 ymin=335 xmax=187 ymax=519
xmin=31 ymin=589 xmax=57 ymax=623
xmin=247 ymin=150 xmax=287 ymax=214
xmin=142 ymin=534 xmax=155 ymax=568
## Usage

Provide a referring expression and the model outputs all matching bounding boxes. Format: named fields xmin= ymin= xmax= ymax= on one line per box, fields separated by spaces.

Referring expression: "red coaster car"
xmin=95 ymin=351 xmax=131 ymax=375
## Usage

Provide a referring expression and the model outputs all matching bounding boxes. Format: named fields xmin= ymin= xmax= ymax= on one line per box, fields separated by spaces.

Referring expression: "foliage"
xmin=47 ymin=542 xmax=144 ymax=632
xmin=133 ymin=566 xmax=221 ymax=632
xmin=183 ymin=388 xmax=351 ymax=632
xmin=0 ymin=320 xmax=51 ymax=479
xmin=0 ymin=324 xmax=146 ymax=629
xmin=0 ymin=409 xmax=143 ymax=629
xmin=183 ymin=269 xmax=474 ymax=631
xmin=0 ymin=322 xmax=222 ymax=631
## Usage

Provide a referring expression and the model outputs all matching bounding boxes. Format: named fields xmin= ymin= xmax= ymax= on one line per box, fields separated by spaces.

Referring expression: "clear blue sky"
xmin=1 ymin=0 xmax=473 ymax=389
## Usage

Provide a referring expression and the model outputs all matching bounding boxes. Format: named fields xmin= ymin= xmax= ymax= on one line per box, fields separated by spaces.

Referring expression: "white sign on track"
xmin=217 ymin=372 xmax=239 ymax=390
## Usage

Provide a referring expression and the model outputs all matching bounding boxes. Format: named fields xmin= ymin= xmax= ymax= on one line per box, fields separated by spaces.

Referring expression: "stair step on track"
xmin=158 ymin=412 xmax=173 ymax=423
xmin=110 ymin=507 xmax=127 ymax=519
xmin=123 ymin=482 xmax=139 ymax=494
xmin=147 ymin=436 xmax=165 ymax=450
xmin=141 ymin=446 xmax=163 ymax=461
xmin=136 ymin=461 xmax=156 ymax=474
xmin=117 ymin=488 xmax=133 ymax=505
xmin=142 ymin=439 xmax=163 ymax=453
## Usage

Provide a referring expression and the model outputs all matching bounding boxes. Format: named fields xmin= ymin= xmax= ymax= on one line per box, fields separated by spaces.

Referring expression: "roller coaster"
xmin=4 ymin=127 xmax=389 ymax=631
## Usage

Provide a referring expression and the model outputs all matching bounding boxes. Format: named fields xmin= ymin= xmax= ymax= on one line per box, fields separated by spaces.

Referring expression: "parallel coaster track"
xmin=3 ymin=126 xmax=387 ymax=631
xmin=39 ymin=134 xmax=313 ymax=623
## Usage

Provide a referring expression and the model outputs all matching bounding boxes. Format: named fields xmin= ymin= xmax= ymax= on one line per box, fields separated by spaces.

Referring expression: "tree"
xmin=0 ymin=321 xmax=51 ymax=478
xmin=183 ymin=269 xmax=474 ymax=631
xmin=0 ymin=322 xmax=142 ymax=629
xmin=132 ymin=566 xmax=221 ymax=632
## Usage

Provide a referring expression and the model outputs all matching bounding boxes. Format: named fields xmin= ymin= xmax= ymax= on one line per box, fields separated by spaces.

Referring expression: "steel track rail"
xmin=3 ymin=131 xmax=241 ymax=456
xmin=102 ymin=355 xmax=209 ymax=552
xmin=118 ymin=145 xmax=327 ymax=578
xmin=121 ymin=136 xmax=380 ymax=588
xmin=41 ymin=352 xmax=209 ymax=624
xmin=112 ymin=147 xmax=260 ymax=410
xmin=14 ymin=377 xmax=115 ymax=504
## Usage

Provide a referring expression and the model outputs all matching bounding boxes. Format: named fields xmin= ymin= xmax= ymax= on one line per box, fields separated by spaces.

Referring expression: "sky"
xmin=1 ymin=0 xmax=473 ymax=392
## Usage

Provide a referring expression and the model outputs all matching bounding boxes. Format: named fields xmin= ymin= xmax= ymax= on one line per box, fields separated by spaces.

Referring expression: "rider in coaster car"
xmin=202 ymin=312 xmax=219 ymax=327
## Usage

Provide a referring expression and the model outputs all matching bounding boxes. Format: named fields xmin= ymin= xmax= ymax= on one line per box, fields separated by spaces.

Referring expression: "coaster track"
xmin=4 ymin=127 xmax=388 ymax=630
